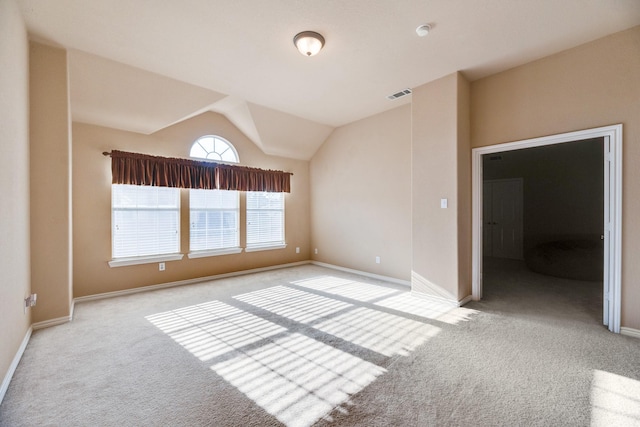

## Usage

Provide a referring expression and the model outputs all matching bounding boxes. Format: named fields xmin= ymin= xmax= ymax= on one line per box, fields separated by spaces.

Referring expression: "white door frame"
xmin=471 ymin=124 xmax=623 ymax=333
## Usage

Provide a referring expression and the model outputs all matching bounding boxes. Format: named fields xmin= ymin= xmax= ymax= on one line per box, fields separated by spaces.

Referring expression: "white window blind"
xmin=246 ymin=192 xmax=284 ymax=248
xmin=190 ymin=189 xmax=239 ymax=252
xmin=112 ymin=184 xmax=180 ymax=259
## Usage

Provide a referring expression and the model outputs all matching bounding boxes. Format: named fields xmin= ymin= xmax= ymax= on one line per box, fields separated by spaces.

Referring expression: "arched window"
xmin=188 ymin=136 xmax=241 ymax=257
xmin=189 ymin=135 xmax=238 ymax=163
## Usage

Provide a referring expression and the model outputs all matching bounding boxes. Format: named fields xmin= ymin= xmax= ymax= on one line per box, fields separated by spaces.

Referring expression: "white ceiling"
xmin=17 ymin=0 xmax=640 ymax=160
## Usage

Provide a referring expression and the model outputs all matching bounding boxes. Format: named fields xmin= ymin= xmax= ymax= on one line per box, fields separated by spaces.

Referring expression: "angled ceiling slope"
xmin=68 ymin=50 xmax=332 ymax=160
xmin=19 ymin=0 xmax=640 ymax=159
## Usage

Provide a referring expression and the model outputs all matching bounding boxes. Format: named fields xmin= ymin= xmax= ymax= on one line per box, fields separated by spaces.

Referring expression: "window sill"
xmin=188 ymin=248 xmax=243 ymax=259
xmin=245 ymin=243 xmax=287 ymax=253
xmin=108 ymin=253 xmax=184 ymax=268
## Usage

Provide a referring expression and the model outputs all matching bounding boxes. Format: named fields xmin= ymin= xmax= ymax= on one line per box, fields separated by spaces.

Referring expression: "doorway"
xmin=471 ymin=125 xmax=623 ymax=333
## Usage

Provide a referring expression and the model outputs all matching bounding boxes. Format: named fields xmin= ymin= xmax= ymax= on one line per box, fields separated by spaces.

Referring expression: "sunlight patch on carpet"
xmin=234 ymin=285 xmax=351 ymax=323
xmin=235 ymin=284 xmax=441 ymax=357
xmin=146 ymin=276 xmax=467 ymax=427
xmin=211 ymin=332 xmax=386 ymax=427
xmin=375 ymin=293 xmax=478 ymax=325
xmin=292 ymin=275 xmax=400 ymax=301
xmin=146 ymin=301 xmax=286 ymax=361
xmin=591 ymin=370 xmax=640 ymax=426
xmin=313 ymin=306 xmax=440 ymax=356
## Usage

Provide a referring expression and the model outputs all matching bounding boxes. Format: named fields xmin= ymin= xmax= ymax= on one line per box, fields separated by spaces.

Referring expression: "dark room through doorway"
xmin=481 ymin=137 xmax=605 ymax=325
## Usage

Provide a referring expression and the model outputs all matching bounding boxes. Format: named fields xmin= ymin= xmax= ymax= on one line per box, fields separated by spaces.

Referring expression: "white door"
xmin=483 ymin=179 xmax=523 ymax=259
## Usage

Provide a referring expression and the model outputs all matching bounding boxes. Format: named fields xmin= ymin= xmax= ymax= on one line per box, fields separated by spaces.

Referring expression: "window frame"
xmin=187 ymin=189 xmax=242 ymax=258
xmin=188 ymin=135 xmax=243 ymax=258
xmin=109 ymin=184 xmax=184 ymax=268
xmin=245 ymin=191 xmax=287 ymax=252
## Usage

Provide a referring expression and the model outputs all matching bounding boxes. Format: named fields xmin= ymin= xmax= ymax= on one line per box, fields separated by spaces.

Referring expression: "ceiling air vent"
xmin=387 ymin=88 xmax=412 ymax=100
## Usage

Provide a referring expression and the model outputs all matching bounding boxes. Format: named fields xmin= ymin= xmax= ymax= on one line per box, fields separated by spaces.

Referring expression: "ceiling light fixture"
xmin=416 ymin=24 xmax=431 ymax=37
xmin=293 ymin=31 xmax=325 ymax=57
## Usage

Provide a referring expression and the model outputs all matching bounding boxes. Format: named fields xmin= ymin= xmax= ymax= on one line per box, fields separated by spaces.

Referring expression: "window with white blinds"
xmin=190 ymin=189 xmax=239 ymax=252
xmin=246 ymin=192 xmax=285 ymax=249
xmin=112 ymin=184 xmax=180 ymax=259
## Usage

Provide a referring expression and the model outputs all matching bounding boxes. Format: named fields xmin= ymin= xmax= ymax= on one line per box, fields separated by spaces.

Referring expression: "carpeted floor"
xmin=1 ymin=262 xmax=639 ymax=426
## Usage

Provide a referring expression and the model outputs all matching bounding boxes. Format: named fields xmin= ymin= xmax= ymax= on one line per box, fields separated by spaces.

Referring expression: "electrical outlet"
xmin=375 ymin=256 xmax=381 ymax=264
xmin=24 ymin=293 xmax=37 ymax=312
xmin=296 ymin=247 xmax=300 ymax=254
xmin=314 ymin=248 xmax=318 ymax=255
xmin=159 ymin=262 xmax=165 ymax=271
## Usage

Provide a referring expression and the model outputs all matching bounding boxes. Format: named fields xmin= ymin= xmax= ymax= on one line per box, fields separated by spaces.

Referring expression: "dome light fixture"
xmin=293 ymin=31 xmax=325 ymax=57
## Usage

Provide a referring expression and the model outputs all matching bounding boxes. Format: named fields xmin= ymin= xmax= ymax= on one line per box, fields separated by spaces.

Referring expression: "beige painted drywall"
xmin=72 ymin=112 xmax=310 ymax=297
xmin=0 ymin=0 xmax=31 ymax=393
xmin=29 ymin=41 xmax=73 ymax=323
xmin=309 ymin=105 xmax=412 ymax=281
xmin=411 ymin=72 xmax=471 ymax=302
xmin=471 ymin=25 xmax=640 ymax=329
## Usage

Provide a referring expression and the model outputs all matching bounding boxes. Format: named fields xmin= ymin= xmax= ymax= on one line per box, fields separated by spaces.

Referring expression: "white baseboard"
xmin=620 ymin=327 xmax=640 ymax=339
xmin=411 ymin=290 xmax=470 ymax=308
xmin=458 ymin=295 xmax=473 ymax=306
xmin=1 ymin=327 xmax=32 ymax=406
xmin=32 ymin=314 xmax=73 ymax=330
xmin=310 ymin=261 xmax=411 ymax=287
xmin=74 ymin=261 xmax=312 ymax=304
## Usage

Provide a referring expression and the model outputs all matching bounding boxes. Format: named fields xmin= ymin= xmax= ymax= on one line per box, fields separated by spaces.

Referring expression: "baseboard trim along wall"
xmin=620 ymin=327 xmax=640 ymax=339
xmin=0 ymin=327 xmax=32 ymax=406
xmin=73 ymin=261 xmax=312 ymax=304
xmin=310 ymin=261 xmax=411 ymax=287
xmin=32 ymin=314 xmax=73 ymax=330
xmin=411 ymin=291 xmax=472 ymax=308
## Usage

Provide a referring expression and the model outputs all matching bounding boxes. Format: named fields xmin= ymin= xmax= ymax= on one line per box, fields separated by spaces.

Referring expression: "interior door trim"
xmin=471 ymin=124 xmax=623 ymax=333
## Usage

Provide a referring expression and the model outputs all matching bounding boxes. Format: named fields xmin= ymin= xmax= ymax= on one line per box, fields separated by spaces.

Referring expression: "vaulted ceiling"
xmin=17 ymin=0 xmax=640 ymax=159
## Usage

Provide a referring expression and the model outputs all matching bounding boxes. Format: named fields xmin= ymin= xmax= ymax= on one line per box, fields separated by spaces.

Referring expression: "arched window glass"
xmin=189 ymin=135 xmax=238 ymax=163
xmin=188 ymin=135 xmax=240 ymax=257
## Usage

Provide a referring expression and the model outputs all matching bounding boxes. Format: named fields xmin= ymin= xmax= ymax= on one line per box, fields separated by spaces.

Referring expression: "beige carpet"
xmin=1 ymin=262 xmax=639 ymax=426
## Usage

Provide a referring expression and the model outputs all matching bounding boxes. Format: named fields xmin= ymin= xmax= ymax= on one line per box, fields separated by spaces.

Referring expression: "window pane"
xmin=189 ymin=189 xmax=239 ymax=252
xmin=112 ymin=184 xmax=180 ymax=258
xmin=190 ymin=135 xmax=238 ymax=163
xmin=246 ymin=192 xmax=284 ymax=247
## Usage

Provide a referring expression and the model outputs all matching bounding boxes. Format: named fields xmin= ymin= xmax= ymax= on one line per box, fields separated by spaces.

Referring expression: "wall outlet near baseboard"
xmin=314 ymin=248 xmax=318 ymax=255
xmin=24 ymin=293 xmax=37 ymax=312
xmin=159 ymin=262 xmax=165 ymax=271
xmin=296 ymin=247 xmax=300 ymax=254
xmin=375 ymin=256 xmax=381 ymax=264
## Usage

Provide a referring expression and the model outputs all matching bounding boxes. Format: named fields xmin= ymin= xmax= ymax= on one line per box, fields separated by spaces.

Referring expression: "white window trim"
xmin=245 ymin=243 xmax=287 ymax=253
xmin=108 ymin=253 xmax=184 ymax=268
xmin=187 ymin=247 xmax=243 ymax=259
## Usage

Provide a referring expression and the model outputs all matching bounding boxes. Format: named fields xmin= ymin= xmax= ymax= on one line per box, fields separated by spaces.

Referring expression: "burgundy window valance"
xmin=107 ymin=150 xmax=291 ymax=193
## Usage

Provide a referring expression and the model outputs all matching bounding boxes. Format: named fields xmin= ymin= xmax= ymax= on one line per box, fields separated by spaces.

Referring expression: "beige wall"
xmin=411 ymin=72 xmax=471 ymax=302
xmin=309 ymin=105 xmax=412 ymax=281
xmin=72 ymin=112 xmax=310 ymax=297
xmin=471 ymin=26 xmax=640 ymax=328
xmin=29 ymin=41 xmax=73 ymax=323
xmin=0 ymin=0 xmax=31 ymax=393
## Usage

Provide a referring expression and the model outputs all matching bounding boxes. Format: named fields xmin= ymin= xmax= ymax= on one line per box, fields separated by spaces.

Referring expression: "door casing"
xmin=471 ymin=125 xmax=622 ymax=333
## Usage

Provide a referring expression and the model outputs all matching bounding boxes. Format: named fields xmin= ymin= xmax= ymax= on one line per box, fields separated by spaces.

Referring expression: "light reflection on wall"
xmin=146 ymin=274 xmax=478 ymax=427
